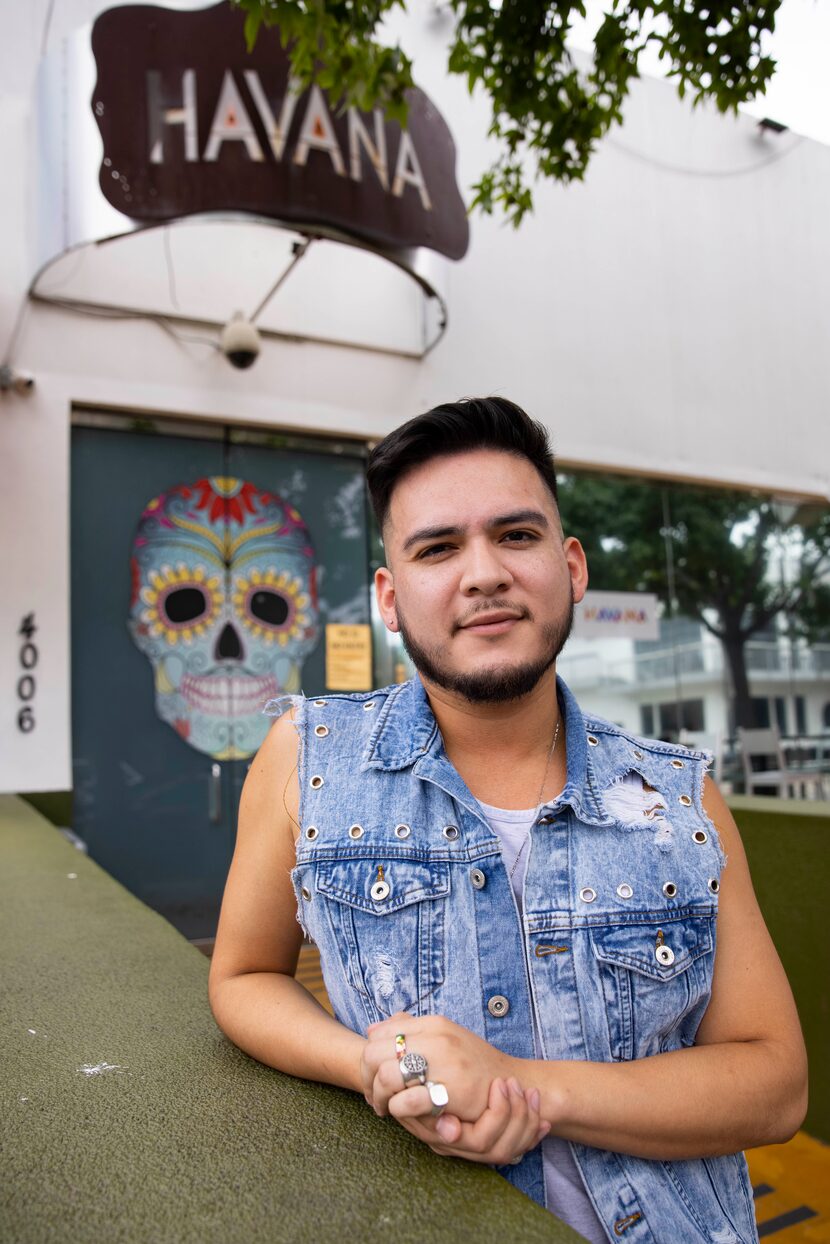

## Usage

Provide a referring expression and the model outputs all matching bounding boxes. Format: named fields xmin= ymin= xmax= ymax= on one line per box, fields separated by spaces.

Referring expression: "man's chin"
xmin=418 ymin=657 xmax=556 ymax=705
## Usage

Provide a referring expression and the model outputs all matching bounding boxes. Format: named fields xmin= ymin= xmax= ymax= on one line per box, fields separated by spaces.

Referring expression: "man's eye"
xmin=502 ymin=530 xmax=536 ymax=543
xmin=418 ymin=543 xmax=453 ymax=558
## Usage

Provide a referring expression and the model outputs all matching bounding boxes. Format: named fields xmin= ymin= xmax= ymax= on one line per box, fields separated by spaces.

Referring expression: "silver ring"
xmin=426 ymin=1080 xmax=449 ymax=1117
xmin=399 ymin=1051 xmax=428 ymax=1086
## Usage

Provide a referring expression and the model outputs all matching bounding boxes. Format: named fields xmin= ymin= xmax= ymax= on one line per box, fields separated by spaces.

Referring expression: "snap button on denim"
xmin=471 ymin=868 xmax=486 ymax=890
xmin=371 ymin=880 xmax=390 ymax=902
xmin=488 ymin=995 xmax=510 ymax=1018
xmin=656 ymin=944 xmax=676 ymax=966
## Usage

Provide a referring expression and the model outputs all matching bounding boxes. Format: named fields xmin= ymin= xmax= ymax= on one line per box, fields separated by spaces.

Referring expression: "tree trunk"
xmin=721 ymin=632 xmax=756 ymax=729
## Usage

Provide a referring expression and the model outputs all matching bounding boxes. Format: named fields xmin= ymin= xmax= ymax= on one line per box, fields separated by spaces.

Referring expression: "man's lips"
xmin=457 ymin=610 xmax=525 ymax=634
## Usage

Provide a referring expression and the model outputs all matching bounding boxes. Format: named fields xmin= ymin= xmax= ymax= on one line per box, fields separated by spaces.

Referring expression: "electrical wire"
xmin=40 ymin=0 xmax=56 ymax=57
xmin=606 ymin=133 xmax=805 ymax=179
xmin=28 ymin=291 xmax=221 ymax=350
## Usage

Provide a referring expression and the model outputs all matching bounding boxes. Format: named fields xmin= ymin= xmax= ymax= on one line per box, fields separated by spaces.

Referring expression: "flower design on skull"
xmin=128 ymin=477 xmax=319 ymax=759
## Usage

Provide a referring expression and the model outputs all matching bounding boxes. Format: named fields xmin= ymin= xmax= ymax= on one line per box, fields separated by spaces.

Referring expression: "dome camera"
xmin=221 ymin=313 xmax=261 ymax=370
xmin=0 ymin=364 xmax=35 ymax=395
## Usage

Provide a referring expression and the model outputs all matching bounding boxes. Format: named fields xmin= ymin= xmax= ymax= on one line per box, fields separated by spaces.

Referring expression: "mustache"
xmin=452 ymin=600 xmax=532 ymax=634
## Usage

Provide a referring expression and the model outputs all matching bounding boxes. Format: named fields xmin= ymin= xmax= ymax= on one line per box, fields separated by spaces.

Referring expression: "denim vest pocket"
xmin=590 ymin=914 xmax=715 ymax=1060
xmin=316 ymin=857 xmax=450 ymax=1023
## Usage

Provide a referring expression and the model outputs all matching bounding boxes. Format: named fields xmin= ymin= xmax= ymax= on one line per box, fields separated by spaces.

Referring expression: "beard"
xmin=396 ymin=591 xmax=575 ymax=704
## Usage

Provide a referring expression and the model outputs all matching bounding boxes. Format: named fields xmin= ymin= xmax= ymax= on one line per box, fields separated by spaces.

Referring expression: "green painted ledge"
xmin=727 ymin=795 xmax=830 ymax=1145
xmin=0 ymin=795 xmax=576 ymax=1244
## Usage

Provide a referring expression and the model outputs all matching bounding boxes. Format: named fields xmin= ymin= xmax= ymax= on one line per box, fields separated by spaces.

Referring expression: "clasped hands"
xmin=360 ymin=1012 xmax=550 ymax=1166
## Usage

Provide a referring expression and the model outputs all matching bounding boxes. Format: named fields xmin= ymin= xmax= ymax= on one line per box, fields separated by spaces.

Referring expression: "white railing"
xmin=558 ymin=640 xmax=830 ymax=691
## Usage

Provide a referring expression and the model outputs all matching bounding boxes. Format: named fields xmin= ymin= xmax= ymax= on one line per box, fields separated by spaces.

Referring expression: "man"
xmin=209 ymin=398 xmax=806 ymax=1243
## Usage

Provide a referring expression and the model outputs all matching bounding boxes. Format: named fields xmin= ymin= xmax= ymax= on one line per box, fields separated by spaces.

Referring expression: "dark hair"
xmin=366 ymin=397 xmax=558 ymax=530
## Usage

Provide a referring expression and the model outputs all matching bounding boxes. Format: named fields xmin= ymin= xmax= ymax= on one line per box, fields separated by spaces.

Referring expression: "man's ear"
xmin=374 ymin=566 xmax=399 ymax=632
xmin=563 ymin=537 xmax=589 ymax=605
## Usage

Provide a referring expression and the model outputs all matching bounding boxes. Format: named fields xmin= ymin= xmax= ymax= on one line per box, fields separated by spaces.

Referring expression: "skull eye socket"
xmin=162 ymin=586 xmax=210 ymax=625
xmin=249 ymin=589 xmax=290 ymax=628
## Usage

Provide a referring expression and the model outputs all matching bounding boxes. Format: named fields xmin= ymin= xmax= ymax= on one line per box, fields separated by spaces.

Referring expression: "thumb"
xmin=435 ymin=1113 xmax=462 ymax=1143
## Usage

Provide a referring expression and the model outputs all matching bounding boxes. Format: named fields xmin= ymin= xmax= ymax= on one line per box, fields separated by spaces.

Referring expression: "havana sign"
xmin=90 ymin=2 xmax=469 ymax=260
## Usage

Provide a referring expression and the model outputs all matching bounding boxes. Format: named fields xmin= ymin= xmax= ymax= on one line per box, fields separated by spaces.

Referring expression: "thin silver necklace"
xmin=508 ymin=716 xmax=561 ymax=881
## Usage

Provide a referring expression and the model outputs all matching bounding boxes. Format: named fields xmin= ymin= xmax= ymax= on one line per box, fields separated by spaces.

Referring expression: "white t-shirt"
xmin=478 ymin=799 xmax=606 ymax=1244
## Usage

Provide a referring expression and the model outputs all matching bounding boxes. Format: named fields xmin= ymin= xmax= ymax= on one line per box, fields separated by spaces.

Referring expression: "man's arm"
xmin=208 ymin=713 xmax=366 ymax=1091
xmin=367 ymin=779 xmax=808 ymax=1161
xmin=209 ymin=712 xmax=546 ymax=1162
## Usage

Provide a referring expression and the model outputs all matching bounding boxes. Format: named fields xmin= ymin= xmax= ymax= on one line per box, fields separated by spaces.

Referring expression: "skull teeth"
xmin=179 ymin=673 xmax=281 ymax=716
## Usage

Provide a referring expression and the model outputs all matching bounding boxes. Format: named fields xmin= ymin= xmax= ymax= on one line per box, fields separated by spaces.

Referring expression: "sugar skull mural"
xmin=128 ymin=477 xmax=319 ymax=759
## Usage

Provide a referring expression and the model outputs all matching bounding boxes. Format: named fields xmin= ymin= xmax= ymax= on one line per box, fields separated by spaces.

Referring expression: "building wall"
xmin=2 ymin=0 xmax=830 ymax=790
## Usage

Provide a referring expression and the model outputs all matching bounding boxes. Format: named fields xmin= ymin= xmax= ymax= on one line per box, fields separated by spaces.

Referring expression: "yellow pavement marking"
xmin=748 ymin=1131 xmax=829 ymax=1241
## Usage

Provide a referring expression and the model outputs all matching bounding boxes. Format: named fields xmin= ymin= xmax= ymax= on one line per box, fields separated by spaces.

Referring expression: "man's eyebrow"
xmin=402 ymin=524 xmax=464 ymax=552
xmin=401 ymin=510 xmax=550 ymax=553
xmin=489 ymin=509 xmax=550 ymax=530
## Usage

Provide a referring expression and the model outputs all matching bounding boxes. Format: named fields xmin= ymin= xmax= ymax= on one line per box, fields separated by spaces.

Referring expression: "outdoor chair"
xmin=736 ymin=727 xmax=826 ymax=799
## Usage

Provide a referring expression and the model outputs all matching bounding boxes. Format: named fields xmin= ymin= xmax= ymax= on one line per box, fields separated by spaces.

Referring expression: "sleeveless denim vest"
xmin=271 ymin=676 xmax=759 ymax=1244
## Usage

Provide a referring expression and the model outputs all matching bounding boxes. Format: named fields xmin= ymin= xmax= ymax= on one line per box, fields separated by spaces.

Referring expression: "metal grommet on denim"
xmin=678 ymin=794 xmax=692 ymax=806
xmin=442 ymin=825 xmax=459 ymax=842
xmin=616 ymin=883 xmax=633 ymax=899
xmin=310 ymin=774 xmax=324 ymax=790
xmin=471 ymin=868 xmax=486 ymax=890
xmin=579 ymin=886 xmax=597 ymax=903
xmin=662 ymin=881 xmax=678 ymax=898
xmin=305 ymin=826 xmax=318 ymax=841
xmin=693 ymin=829 xmax=708 ymax=844
xmin=314 ymin=724 xmax=329 ymax=738
xmin=394 ymin=823 xmax=411 ymax=839
xmin=348 ymin=824 xmax=364 ymax=839
xmin=487 ymin=995 xmax=510 ymax=1018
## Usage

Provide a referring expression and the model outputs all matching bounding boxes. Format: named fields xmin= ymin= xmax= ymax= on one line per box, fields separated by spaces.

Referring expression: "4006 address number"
xmin=17 ymin=613 xmax=38 ymax=733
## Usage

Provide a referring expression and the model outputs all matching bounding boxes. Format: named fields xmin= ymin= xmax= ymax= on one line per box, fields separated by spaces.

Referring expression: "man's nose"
xmin=458 ymin=541 xmax=513 ymax=595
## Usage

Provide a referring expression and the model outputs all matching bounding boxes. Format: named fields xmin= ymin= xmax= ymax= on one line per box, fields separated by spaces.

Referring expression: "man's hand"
xmin=393 ymin=1076 xmax=551 ymax=1167
xmin=361 ymin=1012 xmax=519 ymax=1122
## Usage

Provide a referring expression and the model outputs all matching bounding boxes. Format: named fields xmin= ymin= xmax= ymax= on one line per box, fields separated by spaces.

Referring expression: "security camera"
xmin=0 ymin=364 xmax=35 ymax=395
xmin=220 ymin=314 xmax=261 ymax=370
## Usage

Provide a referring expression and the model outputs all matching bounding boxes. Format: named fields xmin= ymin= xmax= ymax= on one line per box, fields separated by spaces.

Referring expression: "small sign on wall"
xmin=325 ymin=624 xmax=373 ymax=691
xmin=572 ymin=591 xmax=659 ymax=640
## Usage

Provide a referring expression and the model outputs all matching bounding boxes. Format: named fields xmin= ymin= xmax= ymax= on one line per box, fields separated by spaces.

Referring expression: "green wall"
xmin=728 ymin=795 xmax=830 ymax=1143
xmin=1 ymin=795 xmax=575 ymax=1244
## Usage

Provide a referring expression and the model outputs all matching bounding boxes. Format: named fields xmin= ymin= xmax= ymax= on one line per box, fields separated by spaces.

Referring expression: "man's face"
xmin=375 ymin=449 xmax=588 ymax=703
